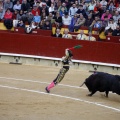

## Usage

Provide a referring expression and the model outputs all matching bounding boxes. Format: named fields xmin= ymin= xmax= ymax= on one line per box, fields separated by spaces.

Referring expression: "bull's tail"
xmin=80 ymin=82 xmax=85 ymax=87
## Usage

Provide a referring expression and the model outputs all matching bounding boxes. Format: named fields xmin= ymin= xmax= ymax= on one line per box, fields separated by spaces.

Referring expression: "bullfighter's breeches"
xmin=53 ymin=68 xmax=69 ymax=85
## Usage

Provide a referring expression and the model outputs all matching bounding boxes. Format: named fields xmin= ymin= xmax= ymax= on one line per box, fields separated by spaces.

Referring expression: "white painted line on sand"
xmin=0 ymin=85 xmax=120 ymax=112
xmin=0 ymin=76 xmax=86 ymax=89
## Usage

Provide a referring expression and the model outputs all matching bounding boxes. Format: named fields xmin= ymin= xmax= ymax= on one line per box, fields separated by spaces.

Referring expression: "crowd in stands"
xmin=0 ymin=0 xmax=120 ymax=41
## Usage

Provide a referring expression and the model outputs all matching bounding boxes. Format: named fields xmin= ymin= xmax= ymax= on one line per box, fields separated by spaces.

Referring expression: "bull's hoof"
xmin=87 ymin=94 xmax=92 ymax=97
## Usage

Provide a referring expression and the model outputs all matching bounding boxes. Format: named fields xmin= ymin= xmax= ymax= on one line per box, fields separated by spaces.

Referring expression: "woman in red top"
xmin=4 ymin=9 xmax=12 ymax=19
xmin=4 ymin=9 xmax=13 ymax=29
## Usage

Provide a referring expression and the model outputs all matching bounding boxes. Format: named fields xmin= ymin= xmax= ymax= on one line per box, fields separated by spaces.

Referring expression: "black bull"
xmin=80 ymin=72 xmax=120 ymax=97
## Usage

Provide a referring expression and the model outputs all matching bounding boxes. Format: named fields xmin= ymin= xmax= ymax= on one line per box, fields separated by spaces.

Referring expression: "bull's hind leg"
xmin=105 ymin=91 xmax=109 ymax=98
xmin=87 ymin=90 xmax=97 ymax=97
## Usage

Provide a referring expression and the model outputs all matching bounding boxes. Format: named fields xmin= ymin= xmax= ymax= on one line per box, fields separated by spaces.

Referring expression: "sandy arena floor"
xmin=0 ymin=63 xmax=120 ymax=120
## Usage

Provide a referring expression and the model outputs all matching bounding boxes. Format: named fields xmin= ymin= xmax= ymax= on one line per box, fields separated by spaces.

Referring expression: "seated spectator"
xmin=40 ymin=3 xmax=49 ymax=16
xmin=102 ymin=16 xmax=109 ymax=28
xmin=17 ymin=20 xmax=25 ymax=28
xmin=17 ymin=10 xmax=26 ymax=23
xmin=69 ymin=3 xmax=78 ymax=17
xmin=62 ymin=12 xmax=71 ymax=26
xmin=93 ymin=1 xmax=102 ymax=17
xmin=52 ymin=28 xmax=62 ymax=38
xmin=101 ymin=9 xmax=112 ymax=21
xmin=0 ymin=0 xmax=5 ymax=20
xmin=3 ymin=0 xmax=13 ymax=11
xmin=46 ymin=12 xmax=54 ymax=24
xmin=84 ymin=14 xmax=93 ymax=27
xmin=13 ymin=0 xmax=21 ymax=11
xmin=113 ymin=11 xmax=120 ymax=23
xmin=76 ymin=30 xmax=87 ymax=40
xmin=33 ymin=11 xmax=41 ymax=25
xmin=86 ymin=32 xmax=96 ymax=41
xmin=117 ymin=3 xmax=120 ymax=12
xmin=108 ymin=2 xmax=115 ymax=12
xmin=117 ymin=18 xmax=120 ymax=26
xmin=112 ymin=25 xmax=120 ymax=36
xmin=3 ymin=8 xmax=13 ymax=29
xmin=49 ymin=3 xmax=55 ymax=14
xmin=88 ymin=1 xmax=96 ymax=11
xmin=31 ymin=21 xmax=38 ymax=29
xmin=26 ymin=10 xmax=34 ymax=24
xmin=53 ymin=11 xmax=62 ymax=28
xmin=105 ymin=18 xmax=117 ymax=31
xmin=62 ymin=29 xmax=72 ymax=39
xmin=58 ymin=2 xmax=67 ymax=16
xmin=21 ymin=0 xmax=30 ymax=14
xmin=76 ymin=4 xmax=87 ymax=19
xmin=32 ymin=4 xmax=40 ymax=16
xmin=89 ymin=16 xmax=102 ymax=32
xmin=100 ymin=0 xmax=107 ymax=8
xmin=42 ymin=20 xmax=52 ymax=30
xmin=68 ymin=14 xmax=78 ymax=32
xmin=74 ymin=14 xmax=86 ymax=31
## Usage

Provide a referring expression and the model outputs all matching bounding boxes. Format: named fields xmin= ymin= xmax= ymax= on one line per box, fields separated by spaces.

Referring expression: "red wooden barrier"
xmin=0 ymin=32 xmax=120 ymax=64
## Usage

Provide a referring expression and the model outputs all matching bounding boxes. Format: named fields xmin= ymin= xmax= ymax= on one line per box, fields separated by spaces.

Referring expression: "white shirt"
xmin=62 ymin=16 xmax=71 ymax=25
xmin=49 ymin=7 xmax=54 ymax=13
xmin=13 ymin=4 xmax=21 ymax=10
xmin=69 ymin=7 xmax=78 ymax=16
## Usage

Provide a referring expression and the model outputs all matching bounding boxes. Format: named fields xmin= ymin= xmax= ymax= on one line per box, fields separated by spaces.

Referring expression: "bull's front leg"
xmin=87 ymin=90 xmax=97 ymax=97
xmin=105 ymin=91 xmax=109 ymax=98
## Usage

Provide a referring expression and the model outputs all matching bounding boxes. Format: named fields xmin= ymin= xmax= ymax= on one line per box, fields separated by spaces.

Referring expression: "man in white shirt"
xmin=113 ymin=11 xmax=120 ymax=23
xmin=76 ymin=30 xmax=87 ymax=40
xmin=69 ymin=4 xmax=78 ymax=17
xmin=86 ymin=32 xmax=96 ymax=41
xmin=13 ymin=0 xmax=21 ymax=11
xmin=62 ymin=12 xmax=71 ymax=26
xmin=62 ymin=29 xmax=72 ymax=39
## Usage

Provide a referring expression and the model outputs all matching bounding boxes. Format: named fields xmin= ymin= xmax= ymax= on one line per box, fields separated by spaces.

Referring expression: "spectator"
xmin=17 ymin=10 xmax=26 ymax=22
xmin=86 ymin=32 xmax=96 ymax=41
xmin=108 ymin=2 xmax=115 ymax=12
xmin=42 ymin=20 xmax=52 ymax=30
xmin=113 ymin=11 xmax=120 ymax=23
xmin=0 ymin=0 xmax=5 ymax=20
xmin=93 ymin=1 xmax=102 ymax=17
xmin=13 ymin=0 xmax=21 ymax=11
xmin=69 ymin=3 xmax=78 ymax=17
xmin=12 ymin=9 xmax=18 ymax=20
xmin=117 ymin=3 xmax=120 ymax=12
xmin=26 ymin=10 xmax=34 ymax=24
xmin=100 ymin=0 xmax=107 ymax=7
xmin=49 ymin=3 xmax=55 ymax=14
xmin=69 ymin=14 xmax=78 ymax=32
xmin=62 ymin=12 xmax=71 ymax=26
xmin=84 ymin=14 xmax=93 ymax=27
xmin=40 ymin=3 xmax=49 ymax=16
xmin=105 ymin=18 xmax=117 ymax=31
xmin=53 ymin=11 xmax=62 ymax=28
xmin=3 ymin=8 xmax=13 ymax=29
xmin=58 ymin=2 xmax=67 ymax=16
xmin=76 ymin=30 xmax=87 ymax=40
xmin=3 ymin=0 xmax=13 ymax=11
xmin=112 ymin=25 xmax=120 ymax=36
xmin=64 ymin=0 xmax=71 ymax=10
xmin=62 ymin=29 xmax=72 ymax=39
xmin=101 ymin=9 xmax=112 ymax=21
xmin=33 ymin=11 xmax=41 ymax=25
xmin=89 ymin=16 xmax=101 ymax=32
xmin=46 ymin=12 xmax=53 ymax=23
xmin=74 ymin=14 xmax=86 ymax=31
xmin=117 ymin=18 xmax=120 ymax=26
xmin=21 ymin=0 xmax=30 ymax=14
xmin=30 ymin=21 xmax=37 ymax=29
xmin=17 ymin=20 xmax=25 ymax=28
xmin=76 ymin=4 xmax=87 ymax=18
xmin=88 ymin=1 xmax=96 ymax=11
xmin=102 ymin=15 xmax=109 ymax=27
xmin=32 ymin=4 xmax=40 ymax=16
xmin=52 ymin=28 xmax=62 ymax=37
